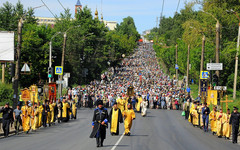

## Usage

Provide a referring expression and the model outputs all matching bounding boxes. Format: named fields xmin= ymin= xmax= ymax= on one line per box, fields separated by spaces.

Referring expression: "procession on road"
xmin=1 ymin=0 xmax=240 ymax=150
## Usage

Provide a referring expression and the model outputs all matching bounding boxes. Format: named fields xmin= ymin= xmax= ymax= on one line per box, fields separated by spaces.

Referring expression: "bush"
xmin=0 ymin=83 xmax=13 ymax=106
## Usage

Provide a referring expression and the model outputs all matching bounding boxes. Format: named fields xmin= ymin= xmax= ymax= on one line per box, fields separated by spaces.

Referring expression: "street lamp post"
xmin=59 ymin=25 xmax=81 ymax=97
xmin=13 ymin=5 xmax=44 ymax=109
xmin=59 ymin=27 xmax=93 ymax=96
xmin=216 ymin=20 xmax=220 ymax=78
xmin=49 ymin=32 xmax=62 ymax=83
xmin=202 ymin=11 xmax=220 ymax=79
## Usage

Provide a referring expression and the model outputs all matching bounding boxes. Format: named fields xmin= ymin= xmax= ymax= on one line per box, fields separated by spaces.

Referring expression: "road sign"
xmin=207 ymin=63 xmax=223 ymax=70
xmin=214 ymin=86 xmax=222 ymax=90
xmin=200 ymin=71 xmax=209 ymax=79
xmin=175 ymin=64 xmax=179 ymax=69
xmin=56 ymin=80 xmax=65 ymax=84
xmin=222 ymin=86 xmax=227 ymax=91
xmin=21 ymin=63 xmax=30 ymax=72
xmin=214 ymin=86 xmax=227 ymax=91
xmin=55 ymin=66 xmax=63 ymax=75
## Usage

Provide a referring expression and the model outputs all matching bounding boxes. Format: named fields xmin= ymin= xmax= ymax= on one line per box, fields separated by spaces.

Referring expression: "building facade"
xmin=35 ymin=0 xmax=117 ymax=30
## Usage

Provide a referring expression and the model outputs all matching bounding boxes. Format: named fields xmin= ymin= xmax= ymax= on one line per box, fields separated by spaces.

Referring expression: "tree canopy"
xmin=0 ymin=2 xmax=139 ymax=87
xmin=150 ymin=0 xmax=240 ymax=88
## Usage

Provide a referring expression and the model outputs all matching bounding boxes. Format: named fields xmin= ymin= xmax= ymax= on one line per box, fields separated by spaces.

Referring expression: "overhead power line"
xmin=159 ymin=0 xmax=165 ymax=25
xmin=40 ymin=0 xmax=57 ymax=18
xmin=176 ymin=0 xmax=181 ymax=14
xmin=57 ymin=0 xmax=67 ymax=11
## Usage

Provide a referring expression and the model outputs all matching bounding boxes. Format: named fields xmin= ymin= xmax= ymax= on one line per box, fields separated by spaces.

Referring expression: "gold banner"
xmin=207 ymin=90 xmax=218 ymax=105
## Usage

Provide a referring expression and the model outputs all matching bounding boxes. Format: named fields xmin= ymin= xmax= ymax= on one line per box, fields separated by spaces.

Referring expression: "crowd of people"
xmin=184 ymin=99 xmax=239 ymax=144
xmin=79 ymin=43 xmax=238 ymax=146
xmin=1 ymin=43 xmax=239 ymax=147
xmin=0 ymin=97 xmax=77 ymax=138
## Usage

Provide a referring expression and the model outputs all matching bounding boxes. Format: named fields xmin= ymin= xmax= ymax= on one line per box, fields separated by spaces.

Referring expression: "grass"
xmin=190 ymin=84 xmax=240 ymax=113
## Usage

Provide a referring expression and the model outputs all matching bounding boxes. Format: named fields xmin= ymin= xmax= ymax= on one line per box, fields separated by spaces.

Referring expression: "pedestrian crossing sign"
xmin=200 ymin=71 xmax=209 ymax=79
xmin=55 ymin=66 xmax=63 ymax=75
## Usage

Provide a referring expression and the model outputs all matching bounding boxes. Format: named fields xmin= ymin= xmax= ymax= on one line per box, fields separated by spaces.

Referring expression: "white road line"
xmin=111 ymin=132 xmax=125 ymax=150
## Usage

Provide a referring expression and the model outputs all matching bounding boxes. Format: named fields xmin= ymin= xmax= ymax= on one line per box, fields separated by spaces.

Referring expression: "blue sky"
xmin=0 ymin=0 xmax=190 ymax=34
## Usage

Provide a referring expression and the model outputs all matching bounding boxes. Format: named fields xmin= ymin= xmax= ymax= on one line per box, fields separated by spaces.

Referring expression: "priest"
xmin=109 ymin=102 xmax=123 ymax=135
xmin=122 ymin=103 xmax=135 ymax=136
xmin=209 ymin=106 xmax=217 ymax=135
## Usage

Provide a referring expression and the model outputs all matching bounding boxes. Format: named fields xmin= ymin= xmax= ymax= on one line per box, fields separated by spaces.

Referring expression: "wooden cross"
xmin=220 ymin=95 xmax=233 ymax=111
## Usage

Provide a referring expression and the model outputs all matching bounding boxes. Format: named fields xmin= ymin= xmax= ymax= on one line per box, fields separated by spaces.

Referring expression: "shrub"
xmin=0 ymin=83 xmax=13 ymax=106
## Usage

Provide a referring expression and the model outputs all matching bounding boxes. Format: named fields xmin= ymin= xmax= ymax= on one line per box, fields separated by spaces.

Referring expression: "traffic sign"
xmin=222 ymin=86 xmax=227 ymax=91
xmin=214 ymin=86 xmax=222 ymax=90
xmin=207 ymin=63 xmax=223 ymax=70
xmin=200 ymin=71 xmax=209 ymax=79
xmin=21 ymin=63 xmax=30 ymax=72
xmin=55 ymin=66 xmax=63 ymax=75
xmin=214 ymin=86 xmax=227 ymax=91
xmin=56 ymin=80 xmax=65 ymax=84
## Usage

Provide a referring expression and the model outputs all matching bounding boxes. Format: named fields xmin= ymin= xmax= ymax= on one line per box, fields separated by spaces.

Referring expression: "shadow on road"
xmin=146 ymin=115 xmax=156 ymax=118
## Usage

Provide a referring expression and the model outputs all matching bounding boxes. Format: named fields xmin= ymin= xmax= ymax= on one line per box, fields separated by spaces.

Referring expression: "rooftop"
xmin=76 ymin=0 xmax=82 ymax=6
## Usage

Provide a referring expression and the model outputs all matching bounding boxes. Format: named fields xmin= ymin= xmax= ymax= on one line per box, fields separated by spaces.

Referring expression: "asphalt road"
xmin=0 ymin=108 xmax=239 ymax=150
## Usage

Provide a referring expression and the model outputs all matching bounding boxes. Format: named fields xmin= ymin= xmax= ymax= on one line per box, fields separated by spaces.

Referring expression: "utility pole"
xmin=201 ymin=11 xmax=220 ymax=82
xmin=49 ymin=41 xmax=52 ymax=83
xmin=49 ymin=32 xmax=62 ymax=83
xmin=13 ymin=18 xmax=23 ymax=109
xmin=12 ymin=5 xmax=44 ymax=109
xmin=199 ymin=35 xmax=205 ymax=94
xmin=186 ymin=44 xmax=190 ymax=88
xmin=233 ymin=16 xmax=240 ymax=99
xmin=60 ymin=32 xmax=67 ymax=97
xmin=176 ymin=44 xmax=178 ymax=86
xmin=1 ymin=63 xmax=5 ymax=83
xmin=215 ymin=21 xmax=220 ymax=78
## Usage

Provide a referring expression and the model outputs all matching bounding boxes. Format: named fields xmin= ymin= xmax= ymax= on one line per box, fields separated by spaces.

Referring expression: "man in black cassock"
xmin=108 ymin=102 xmax=123 ymax=136
xmin=230 ymin=107 xmax=240 ymax=144
xmin=88 ymin=93 xmax=93 ymax=109
xmin=90 ymin=100 xmax=108 ymax=147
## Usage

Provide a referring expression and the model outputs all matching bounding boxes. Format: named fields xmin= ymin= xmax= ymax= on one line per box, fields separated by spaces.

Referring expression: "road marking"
xmin=111 ymin=132 xmax=125 ymax=150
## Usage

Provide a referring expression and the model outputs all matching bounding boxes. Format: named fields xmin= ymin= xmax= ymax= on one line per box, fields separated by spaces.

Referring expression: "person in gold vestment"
xmin=108 ymin=102 xmax=123 ymax=135
xmin=122 ymin=103 xmax=135 ymax=136
xmin=21 ymin=101 xmax=32 ymax=133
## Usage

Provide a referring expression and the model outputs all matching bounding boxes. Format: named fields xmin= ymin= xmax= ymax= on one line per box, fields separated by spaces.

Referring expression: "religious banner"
xmin=21 ymin=88 xmax=30 ymax=102
xmin=127 ymin=86 xmax=135 ymax=96
xmin=30 ymin=84 xmax=38 ymax=103
xmin=49 ymin=83 xmax=57 ymax=103
xmin=207 ymin=90 xmax=218 ymax=105
xmin=43 ymin=84 xmax=49 ymax=101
